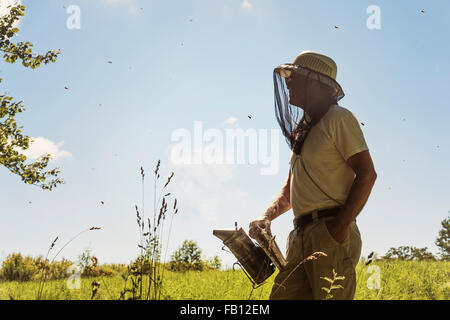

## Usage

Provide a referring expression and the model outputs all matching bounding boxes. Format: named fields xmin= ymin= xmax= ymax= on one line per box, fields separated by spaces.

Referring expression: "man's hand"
xmin=325 ymin=218 xmax=349 ymax=244
xmin=249 ymin=218 xmax=271 ymax=239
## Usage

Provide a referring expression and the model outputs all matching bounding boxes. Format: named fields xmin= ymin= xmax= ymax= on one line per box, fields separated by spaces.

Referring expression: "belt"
xmin=294 ymin=206 xmax=342 ymax=229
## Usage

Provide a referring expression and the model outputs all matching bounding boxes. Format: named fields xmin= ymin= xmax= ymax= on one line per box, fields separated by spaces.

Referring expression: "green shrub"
xmin=33 ymin=255 xmax=73 ymax=281
xmin=47 ymin=258 xmax=73 ymax=280
xmin=0 ymin=253 xmax=76 ymax=282
xmin=1 ymin=253 xmax=38 ymax=281
xmin=78 ymin=249 xmax=111 ymax=278
xmin=101 ymin=263 xmax=128 ymax=276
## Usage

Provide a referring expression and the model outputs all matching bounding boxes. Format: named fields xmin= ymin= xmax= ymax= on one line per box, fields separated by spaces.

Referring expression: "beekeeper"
xmin=249 ymin=51 xmax=377 ymax=300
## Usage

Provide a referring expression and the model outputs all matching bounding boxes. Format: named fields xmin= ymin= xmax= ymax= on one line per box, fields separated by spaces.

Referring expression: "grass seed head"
xmin=154 ymin=160 xmax=161 ymax=175
xmin=164 ymin=172 xmax=174 ymax=188
xmin=50 ymin=236 xmax=58 ymax=249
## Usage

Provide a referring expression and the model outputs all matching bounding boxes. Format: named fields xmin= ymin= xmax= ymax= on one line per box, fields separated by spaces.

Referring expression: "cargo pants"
xmin=269 ymin=215 xmax=362 ymax=300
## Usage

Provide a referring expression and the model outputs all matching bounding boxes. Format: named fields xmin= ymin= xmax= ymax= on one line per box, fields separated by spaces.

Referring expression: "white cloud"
xmin=0 ymin=0 xmax=20 ymax=16
xmin=241 ymin=0 xmax=252 ymax=9
xmin=224 ymin=116 xmax=238 ymax=127
xmin=171 ymin=163 xmax=247 ymax=224
xmin=0 ymin=0 xmax=22 ymax=27
xmin=18 ymin=137 xmax=72 ymax=162
xmin=166 ymin=135 xmax=244 ymax=223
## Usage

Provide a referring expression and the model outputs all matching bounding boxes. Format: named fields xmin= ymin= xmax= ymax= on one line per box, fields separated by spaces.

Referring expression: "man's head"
xmin=286 ymin=71 xmax=337 ymax=113
xmin=284 ymin=51 xmax=341 ymax=113
xmin=273 ymin=51 xmax=344 ymax=153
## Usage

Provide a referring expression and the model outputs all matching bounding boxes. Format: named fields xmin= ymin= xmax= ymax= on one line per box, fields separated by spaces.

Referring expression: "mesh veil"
xmin=273 ymin=64 xmax=345 ymax=155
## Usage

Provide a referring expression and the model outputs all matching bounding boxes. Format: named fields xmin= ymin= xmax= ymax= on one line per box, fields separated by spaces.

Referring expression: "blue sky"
xmin=1 ymin=0 xmax=449 ymax=269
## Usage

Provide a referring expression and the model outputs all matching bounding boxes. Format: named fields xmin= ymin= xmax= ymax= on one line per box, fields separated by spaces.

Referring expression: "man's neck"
xmin=305 ymin=102 xmax=336 ymax=123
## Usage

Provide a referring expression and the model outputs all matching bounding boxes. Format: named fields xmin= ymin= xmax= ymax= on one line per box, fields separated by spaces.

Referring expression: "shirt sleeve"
xmin=331 ymin=112 xmax=369 ymax=161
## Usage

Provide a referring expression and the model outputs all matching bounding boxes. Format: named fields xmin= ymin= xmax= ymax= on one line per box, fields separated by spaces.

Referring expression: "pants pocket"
xmin=346 ymin=222 xmax=362 ymax=269
xmin=285 ymin=229 xmax=296 ymax=260
xmin=318 ymin=218 xmax=349 ymax=249
xmin=305 ymin=220 xmax=361 ymax=300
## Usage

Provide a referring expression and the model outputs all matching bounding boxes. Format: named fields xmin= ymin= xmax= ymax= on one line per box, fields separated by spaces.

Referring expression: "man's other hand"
xmin=325 ymin=218 xmax=349 ymax=244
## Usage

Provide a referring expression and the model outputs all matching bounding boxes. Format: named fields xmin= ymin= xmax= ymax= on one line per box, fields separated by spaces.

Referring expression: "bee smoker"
xmin=213 ymin=227 xmax=275 ymax=287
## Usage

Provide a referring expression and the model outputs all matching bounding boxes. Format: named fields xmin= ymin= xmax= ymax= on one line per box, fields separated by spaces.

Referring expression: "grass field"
xmin=1 ymin=260 xmax=449 ymax=300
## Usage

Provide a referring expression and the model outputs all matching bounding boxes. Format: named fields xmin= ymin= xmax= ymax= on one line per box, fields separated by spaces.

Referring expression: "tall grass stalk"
xmin=120 ymin=161 xmax=178 ymax=300
xmin=36 ymin=227 xmax=101 ymax=300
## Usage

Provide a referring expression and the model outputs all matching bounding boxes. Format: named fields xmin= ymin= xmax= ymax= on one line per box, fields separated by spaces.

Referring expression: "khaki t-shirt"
xmin=289 ymin=105 xmax=369 ymax=217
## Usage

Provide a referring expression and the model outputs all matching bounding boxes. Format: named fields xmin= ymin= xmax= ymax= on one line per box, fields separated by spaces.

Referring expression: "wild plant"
xmin=36 ymin=227 xmax=101 ymax=300
xmin=320 ymin=268 xmax=345 ymax=300
xmin=119 ymin=160 xmax=178 ymax=300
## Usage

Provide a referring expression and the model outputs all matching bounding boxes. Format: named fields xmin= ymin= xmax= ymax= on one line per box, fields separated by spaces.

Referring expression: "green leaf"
xmin=331 ymin=285 xmax=344 ymax=290
xmin=320 ymin=276 xmax=333 ymax=283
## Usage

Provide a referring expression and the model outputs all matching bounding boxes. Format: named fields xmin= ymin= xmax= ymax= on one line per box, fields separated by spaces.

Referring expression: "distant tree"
xmin=205 ymin=255 xmax=222 ymax=270
xmin=169 ymin=240 xmax=222 ymax=272
xmin=409 ymin=247 xmax=436 ymax=261
xmin=382 ymin=246 xmax=410 ymax=260
xmin=382 ymin=246 xmax=436 ymax=261
xmin=170 ymin=240 xmax=203 ymax=271
xmin=0 ymin=4 xmax=63 ymax=190
xmin=435 ymin=214 xmax=450 ymax=261
xmin=77 ymin=248 xmax=94 ymax=272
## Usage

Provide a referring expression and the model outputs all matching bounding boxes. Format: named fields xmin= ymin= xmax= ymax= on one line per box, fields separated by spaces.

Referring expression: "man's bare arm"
xmin=260 ymin=169 xmax=292 ymax=221
xmin=249 ymin=169 xmax=291 ymax=238
xmin=327 ymin=150 xmax=377 ymax=243
xmin=338 ymin=150 xmax=377 ymax=225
